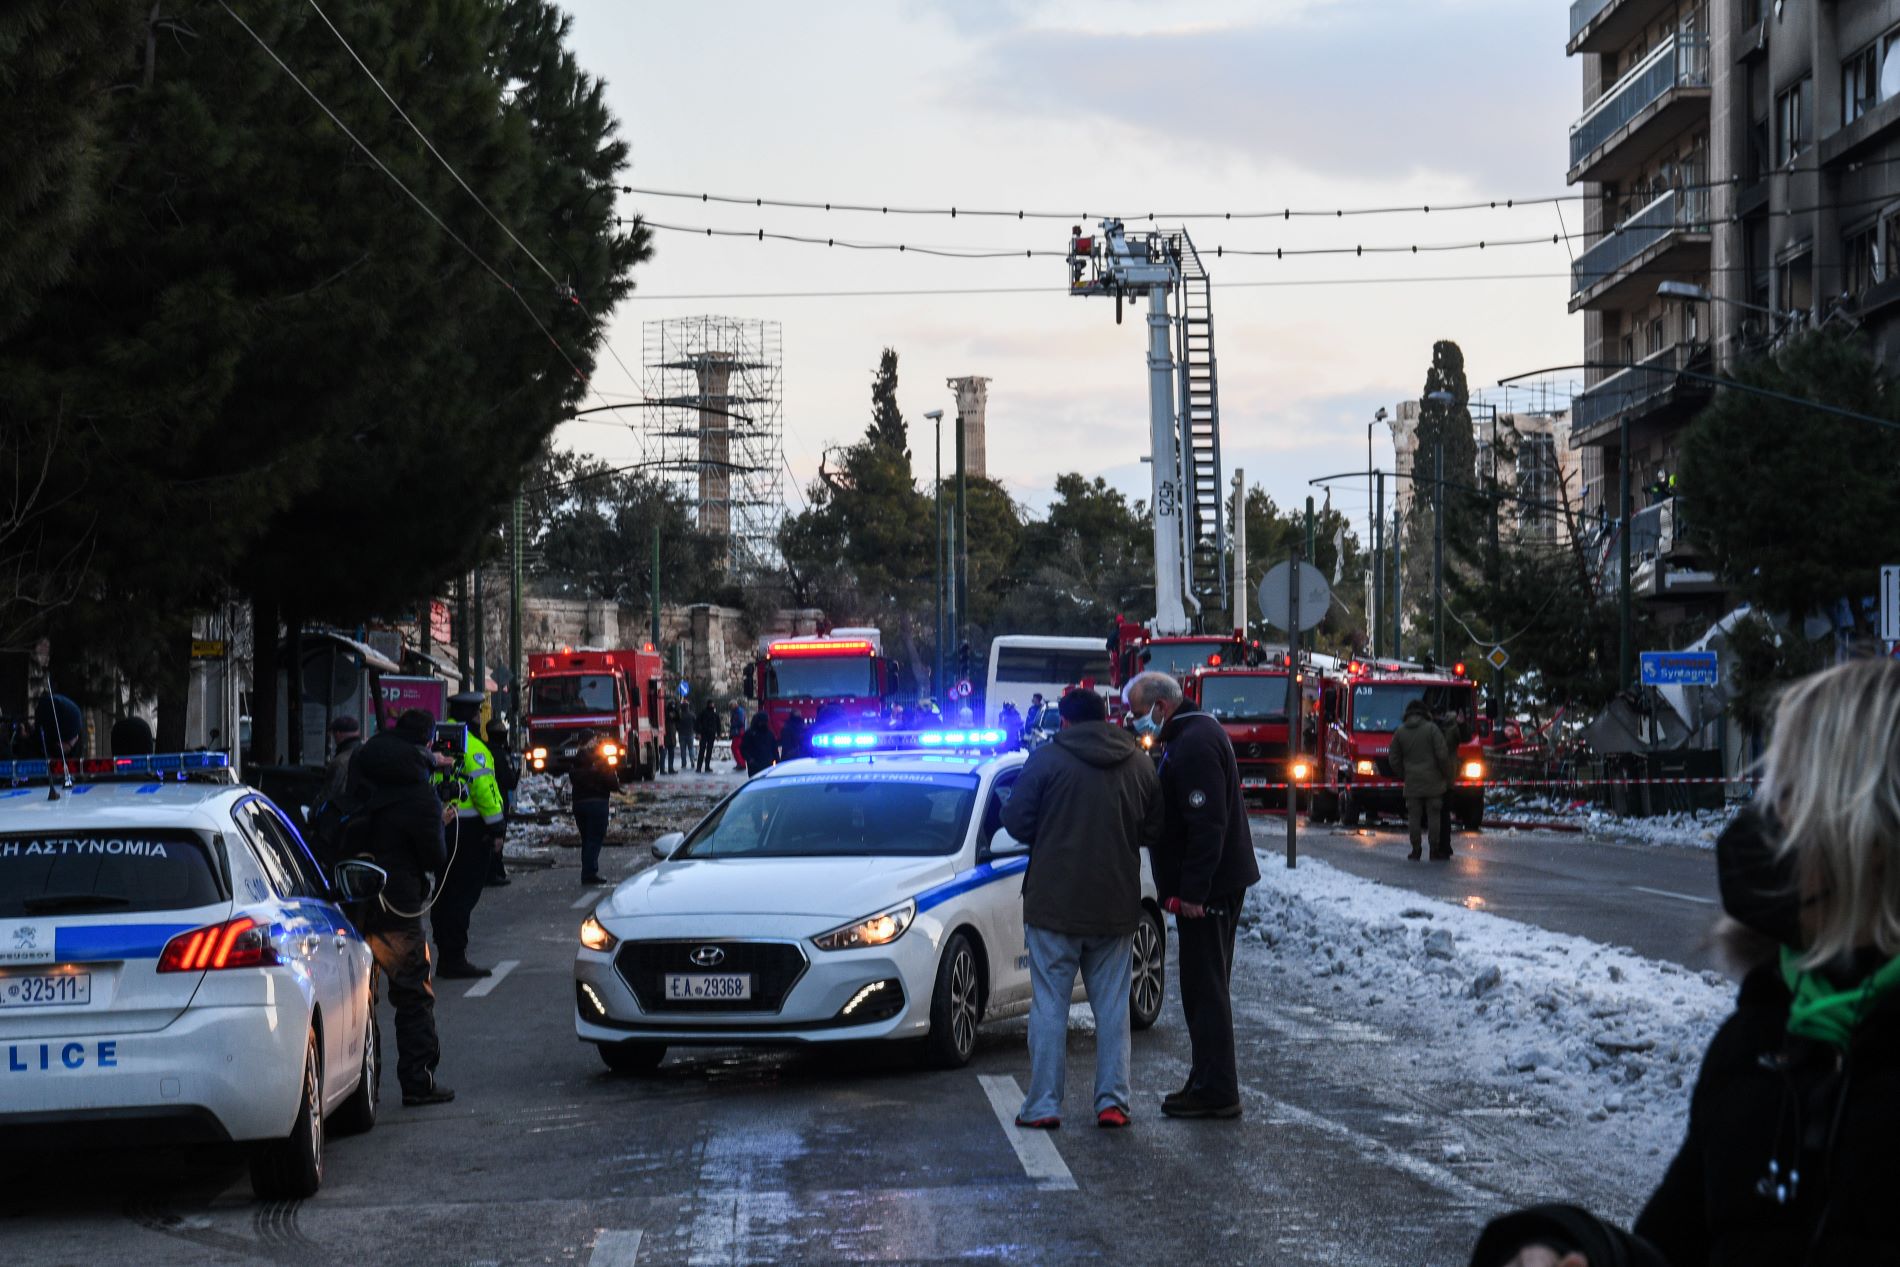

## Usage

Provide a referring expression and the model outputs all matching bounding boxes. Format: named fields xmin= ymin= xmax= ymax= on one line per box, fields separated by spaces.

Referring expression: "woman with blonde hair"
xmin=1472 ymin=657 xmax=1900 ymax=1267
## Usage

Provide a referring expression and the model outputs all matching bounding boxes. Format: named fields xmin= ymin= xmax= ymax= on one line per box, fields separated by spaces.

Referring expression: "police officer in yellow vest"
xmin=432 ymin=692 xmax=506 ymax=979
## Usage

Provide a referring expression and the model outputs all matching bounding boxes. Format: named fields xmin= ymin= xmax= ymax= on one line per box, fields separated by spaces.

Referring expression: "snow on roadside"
xmin=1243 ymin=853 xmax=1735 ymax=1158
xmin=1494 ymin=793 xmax=1735 ymax=851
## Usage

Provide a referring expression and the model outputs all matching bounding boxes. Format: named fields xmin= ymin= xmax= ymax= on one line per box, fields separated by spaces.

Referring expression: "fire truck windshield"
xmin=531 ymin=673 xmax=618 ymax=716
xmin=766 ymin=656 xmax=875 ymax=700
xmin=1350 ymin=683 xmax=1475 ymax=734
xmin=1141 ymin=640 xmax=1237 ymax=676
xmin=1198 ymin=674 xmax=1288 ymax=723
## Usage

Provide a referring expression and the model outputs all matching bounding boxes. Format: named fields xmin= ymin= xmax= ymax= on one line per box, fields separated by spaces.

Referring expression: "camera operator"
xmin=344 ymin=708 xmax=455 ymax=1107
xmin=431 ymin=693 xmax=506 ymax=979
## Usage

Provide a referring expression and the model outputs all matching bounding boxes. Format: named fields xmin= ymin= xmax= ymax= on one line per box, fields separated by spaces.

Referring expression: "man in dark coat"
xmin=741 ymin=712 xmax=777 ymax=776
xmin=695 ymin=700 xmax=721 ymax=772
xmin=1002 ymin=688 xmax=1163 ymax=1129
xmin=344 ymin=709 xmax=454 ymax=1107
xmin=1389 ymin=698 xmax=1455 ymax=860
xmin=777 ymin=712 xmax=810 ymax=764
xmin=1126 ymin=670 xmax=1259 ymax=1120
xmin=569 ymin=732 xmax=617 ymax=886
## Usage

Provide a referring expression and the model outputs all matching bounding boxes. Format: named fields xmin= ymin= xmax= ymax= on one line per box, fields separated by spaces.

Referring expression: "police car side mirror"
xmin=986 ymin=830 xmax=1029 ymax=858
xmin=333 ymin=859 xmax=388 ymax=903
xmin=651 ymin=831 xmax=686 ymax=861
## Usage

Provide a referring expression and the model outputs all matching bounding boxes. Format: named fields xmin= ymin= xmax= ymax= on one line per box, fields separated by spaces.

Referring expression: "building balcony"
xmin=1570 ymin=341 xmax=1713 ymax=446
xmin=1568 ymin=33 xmax=1710 ymax=185
xmin=1569 ymin=188 xmax=1711 ymax=312
xmin=1568 ymin=0 xmax=1672 ymax=56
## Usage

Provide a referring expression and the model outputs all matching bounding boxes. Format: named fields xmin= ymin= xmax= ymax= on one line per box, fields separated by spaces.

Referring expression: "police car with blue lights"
xmin=0 ymin=752 xmax=387 ymax=1198
xmin=574 ymin=727 xmax=1167 ymax=1071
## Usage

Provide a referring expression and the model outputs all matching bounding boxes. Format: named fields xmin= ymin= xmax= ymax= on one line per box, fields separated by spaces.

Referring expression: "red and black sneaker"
xmin=1096 ymin=1106 xmax=1131 ymax=1129
xmin=1014 ymin=1114 xmax=1060 ymax=1131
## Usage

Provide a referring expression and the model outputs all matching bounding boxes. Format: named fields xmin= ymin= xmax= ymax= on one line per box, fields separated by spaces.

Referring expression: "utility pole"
xmin=1372 ymin=471 xmax=1384 ymax=659
xmin=926 ymin=409 xmax=945 ymax=696
xmin=1304 ymin=495 xmax=1315 ymax=560
xmin=472 ymin=562 xmax=485 ymax=695
xmin=650 ymin=504 xmax=662 ymax=649
xmin=454 ymin=573 xmax=471 ymax=685
xmin=509 ymin=491 xmax=523 ymax=719
xmin=1488 ymin=408 xmax=1502 ymax=724
xmin=1392 ymin=510 xmax=1403 ymax=659
xmin=954 ymin=410 xmax=968 ymax=646
xmin=1231 ymin=469 xmax=1247 ymax=634
xmin=1618 ymin=415 xmax=1633 ymax=693
xmin=1284 ymin=542 xmax=1302 ymax=870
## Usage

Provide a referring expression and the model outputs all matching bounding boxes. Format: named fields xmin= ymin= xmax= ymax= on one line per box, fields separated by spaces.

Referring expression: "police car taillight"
xmin=157 ymin=917 xmax=280 ymax=973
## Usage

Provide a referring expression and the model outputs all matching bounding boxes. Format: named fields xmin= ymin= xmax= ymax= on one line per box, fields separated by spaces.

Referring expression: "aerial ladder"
xmin=1067 ymin=220 xmax=1227 ymax=636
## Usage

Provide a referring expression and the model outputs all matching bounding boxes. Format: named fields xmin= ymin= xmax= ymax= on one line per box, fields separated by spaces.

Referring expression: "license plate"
xmin=0 ymin=971 xmax=91 ymax=1009
xmin=1242 ymin=777 xmax=1267 ymax=788
xmin=664 ymin=973 xmax=751 ymax=1001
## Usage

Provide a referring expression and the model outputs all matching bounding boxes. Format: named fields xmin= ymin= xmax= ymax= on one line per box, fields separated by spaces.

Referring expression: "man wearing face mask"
xmin=1124 ymin=670 xmax=1259 ymax=1120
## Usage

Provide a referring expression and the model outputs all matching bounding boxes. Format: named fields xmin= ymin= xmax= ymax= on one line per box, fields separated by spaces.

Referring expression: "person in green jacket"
xmin=1387 ymin=698 xmax=1455 ymax=861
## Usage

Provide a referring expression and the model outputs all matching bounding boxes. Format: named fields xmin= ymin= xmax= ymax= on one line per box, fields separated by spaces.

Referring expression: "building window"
xmin=1845 ymin=222 xmax=1881 ymax=299
xmin=1776 ymin=78 xmax=1812 ymax=165
xmin=1842 ymin=31 xmax=1900 ymax=128
xmin=1647 ymin=316 xmax=1666 ymax=355
xmin=1620 ymin=332 xmax=1636 ymax=366
xmin=1777 ymin=249 xmax=1812 ymax=318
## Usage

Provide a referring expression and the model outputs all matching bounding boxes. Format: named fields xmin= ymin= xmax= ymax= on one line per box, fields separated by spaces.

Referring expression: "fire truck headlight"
xmin=531 ymin=747 xmax=548 ymax=761
xmin=1354 ymin=760 xmax=1376 ymax=777
xmin=1461 ymin=760 xmax=1485 ymax=781
xmin=1289 ymin=760 xmax=1312 ymax=783
xmin=600 ymin=742 xmax=619 ymax=759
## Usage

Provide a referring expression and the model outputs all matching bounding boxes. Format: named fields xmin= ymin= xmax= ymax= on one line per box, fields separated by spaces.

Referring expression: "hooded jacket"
xmin=1388 ymin=708 xmax=1453 ymax=799
xmin=1153 ymin=703 xmax=1261 ymax=906
xmin=1002 ymin=720 xmax=1163 ymax=936
xmin=343 ymin=730 xmax=449 ymax=926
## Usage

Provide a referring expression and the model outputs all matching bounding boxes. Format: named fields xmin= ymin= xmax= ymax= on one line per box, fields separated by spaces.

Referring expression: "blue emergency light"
xmin=810 ymin=728 xmax=1007 ymax=753
xmin=0 ymin=751 xmax=232 ymax=783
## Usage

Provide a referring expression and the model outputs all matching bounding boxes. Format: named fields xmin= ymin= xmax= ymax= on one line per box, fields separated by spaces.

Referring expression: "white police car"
xmin=0 ymin=753 xmax=386 ymax=1198
xmin=574 ymin=729 xmax=1167 ymax=1071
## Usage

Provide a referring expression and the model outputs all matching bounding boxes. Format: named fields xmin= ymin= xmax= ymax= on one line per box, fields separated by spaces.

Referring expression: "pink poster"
xmin=380 ymin=675 xmax=447 ymax=731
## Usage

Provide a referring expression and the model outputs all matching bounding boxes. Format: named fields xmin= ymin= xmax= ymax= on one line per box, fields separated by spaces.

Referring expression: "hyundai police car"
xmin=574 ymin=729 xmax=1167 ymax=1071
xmin=0 ymin=753 xmax=387 ymax=1198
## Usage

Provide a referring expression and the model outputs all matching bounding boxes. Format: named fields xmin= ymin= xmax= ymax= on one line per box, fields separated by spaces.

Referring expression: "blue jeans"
xmin=574 ymin=798 xmax=609 ymax=877
xmin=1020 ymin=925 xmax=1133 ymax=1121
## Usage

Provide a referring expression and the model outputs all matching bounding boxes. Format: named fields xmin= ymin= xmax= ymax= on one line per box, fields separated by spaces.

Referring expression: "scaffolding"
xmin=641 ymin=317 xmax=785 ymax=573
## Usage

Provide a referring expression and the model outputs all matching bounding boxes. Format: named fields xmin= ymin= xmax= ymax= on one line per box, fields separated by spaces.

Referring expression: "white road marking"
xmin=588 ymin=1229 xmax=642 ymax=1267
xmin=1237 ymin=1083 xmax=1494 ymax=1208
xmin=572 ymin=891 xmax=601 ymax=910
xmin=976 ymin=1073 xmax=1077 ymax=1192
xmin=465 ymin=959 xmax=519 ymax=998
xmin=1630 ymin=885 xmax=1715 ymax=905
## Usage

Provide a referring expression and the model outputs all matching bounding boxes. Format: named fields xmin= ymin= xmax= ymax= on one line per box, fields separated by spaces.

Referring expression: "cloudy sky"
xmin=556 ymin=0 xmax=1583 ymax=544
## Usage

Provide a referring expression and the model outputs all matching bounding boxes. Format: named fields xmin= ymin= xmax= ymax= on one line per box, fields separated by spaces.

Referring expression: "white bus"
xmin=984 ymin=635 xmax=1114 ymax=726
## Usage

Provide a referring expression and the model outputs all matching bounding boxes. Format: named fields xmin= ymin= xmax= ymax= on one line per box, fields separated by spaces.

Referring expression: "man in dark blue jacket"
xmin=1126 ymin=670 xmax=1260 ymax=1120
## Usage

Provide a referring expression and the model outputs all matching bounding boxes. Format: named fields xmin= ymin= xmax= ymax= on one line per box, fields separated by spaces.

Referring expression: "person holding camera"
xmin=344 ymin=708 xmax=455 ymax=1107
xmin=570 ymin=732 xmax=618 ymax=886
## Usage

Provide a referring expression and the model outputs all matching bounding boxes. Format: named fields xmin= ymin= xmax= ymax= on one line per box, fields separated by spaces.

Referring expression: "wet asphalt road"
xmin=1 ymin=778 xmax=1707 ymax=1265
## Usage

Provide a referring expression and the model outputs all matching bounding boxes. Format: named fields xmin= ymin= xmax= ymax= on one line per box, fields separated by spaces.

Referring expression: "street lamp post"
xmin=1371 ymin=408 xmax=1386 ymax=657
xmin=925 ymin=409 xmax=945 ymax=698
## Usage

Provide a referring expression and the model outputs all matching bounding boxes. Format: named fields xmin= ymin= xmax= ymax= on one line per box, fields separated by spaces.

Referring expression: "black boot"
xmin=437 ymin=956 xmax=491 ymax=980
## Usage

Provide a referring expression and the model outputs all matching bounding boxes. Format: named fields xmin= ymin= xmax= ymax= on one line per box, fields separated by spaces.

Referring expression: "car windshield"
xmin=766 ymin=656 xmax=875 ymax=700
xmin=532 ymin=674 xmax=617 ymax=716
xmin=0 ymin=829 xmax=226 ymax=918
xmin=1199 ymin=674 xmax=1289 ymax=723
xmin=677 ymin=772 xmax=980 ymax=859
xmin=1141 ymin=640 xmax=1237 ymax=676
xmin=1351 ymin=683 xmax=1477 ymax=734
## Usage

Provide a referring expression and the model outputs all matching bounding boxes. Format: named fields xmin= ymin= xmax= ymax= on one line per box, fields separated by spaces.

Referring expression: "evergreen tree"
xmin=867 ymin=347 xmax=908 ymax=456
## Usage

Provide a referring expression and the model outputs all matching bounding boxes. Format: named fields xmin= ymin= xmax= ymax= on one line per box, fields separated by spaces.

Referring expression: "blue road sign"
xmin=1640 ymin=651 xmax=1719 ymax=687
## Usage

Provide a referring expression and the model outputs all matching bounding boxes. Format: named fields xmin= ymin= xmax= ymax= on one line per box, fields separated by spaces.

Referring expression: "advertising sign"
xmin=380 ymin=675 xmax=448 ymax=730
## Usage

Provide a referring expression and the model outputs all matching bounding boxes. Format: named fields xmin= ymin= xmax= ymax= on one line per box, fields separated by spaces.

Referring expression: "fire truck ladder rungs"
xmin=1176 ymin=233 xmax=1227 ymax=615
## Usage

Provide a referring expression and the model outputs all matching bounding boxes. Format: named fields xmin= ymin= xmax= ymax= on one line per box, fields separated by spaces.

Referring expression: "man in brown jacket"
xmin=1388 ymin=698 xmax=1455 ymax=860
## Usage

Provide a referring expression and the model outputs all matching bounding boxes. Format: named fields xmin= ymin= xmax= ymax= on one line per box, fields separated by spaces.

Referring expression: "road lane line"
xmin=977 ymin=1073 xmax=1077 ymax=1192
xmin=588 ymin=1229 xmax=641 ymax=1266
xmin=1630 ymin=885 xmax=1715 ymax=905
xmin=572 ymin=892 xmax=601 ymax=910
xmin=465 ymin=959 xmax=519 ymax=998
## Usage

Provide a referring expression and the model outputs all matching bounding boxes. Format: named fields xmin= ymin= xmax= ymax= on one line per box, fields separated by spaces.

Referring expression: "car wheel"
xmin=598 ymin=1041 xmax=667 ymax=1074
xmin=251 ymin=1028 xmax=323 ymax=1199
xmin=331 ymin=1008 xmax=379 ymax=1136
xmin=1129 ymin=911 xmax=1166 ymax=1032
xmin=923 ymin=932 xmax=982 ymax=1069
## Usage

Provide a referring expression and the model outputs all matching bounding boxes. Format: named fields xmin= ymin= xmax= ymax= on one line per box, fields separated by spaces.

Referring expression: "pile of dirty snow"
xmin=1243 ymin=855 xmax=1736 ymax=1157
xmin=1494 ymin=793 xmax=1736 ymax=851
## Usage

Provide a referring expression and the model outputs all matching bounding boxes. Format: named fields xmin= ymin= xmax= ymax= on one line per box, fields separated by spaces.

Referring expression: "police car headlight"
xmin=812 ymin=900 xmax=915 ymax=951
xmin=579 ymin=914 xmax=617 ymax=952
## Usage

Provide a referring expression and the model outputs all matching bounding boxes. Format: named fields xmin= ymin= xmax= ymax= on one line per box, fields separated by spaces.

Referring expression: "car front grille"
xmin=614 ymin=939 xmax=809 ymax=1014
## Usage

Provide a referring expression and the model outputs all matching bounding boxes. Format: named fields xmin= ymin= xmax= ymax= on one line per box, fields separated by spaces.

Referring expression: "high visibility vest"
xmin=439 ymin=733 xmax=505 ymax=827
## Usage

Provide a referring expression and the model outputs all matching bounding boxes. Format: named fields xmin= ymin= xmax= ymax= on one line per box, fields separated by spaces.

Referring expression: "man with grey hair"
xmin=1126 ymin=669 xmax=1259 ymax=1119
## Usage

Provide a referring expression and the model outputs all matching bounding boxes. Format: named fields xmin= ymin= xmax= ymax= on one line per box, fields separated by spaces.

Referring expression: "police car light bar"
xmin=0 ymin=752 xmax=232 ymax=782
xmin=810 ymin=728 xmax=1007 ymax=752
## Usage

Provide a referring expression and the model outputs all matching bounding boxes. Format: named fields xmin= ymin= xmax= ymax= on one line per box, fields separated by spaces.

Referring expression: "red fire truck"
xmin=1185 ymin=660 xmax=1322 ymax=810
xmin=1312 ymin=658 xmax=1487 ymax=830
xmin=1106 ymin=615 xmax=1252 ymax=693
xmin=523 ymin=646 xmax=666 ymax=781
xmin=752 ymin=628 xmax=897 ymax=736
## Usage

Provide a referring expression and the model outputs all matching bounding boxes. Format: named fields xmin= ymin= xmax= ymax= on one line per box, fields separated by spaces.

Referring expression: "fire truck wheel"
xmin=1311 ymin=790 xmax=1339 ymax=823
xmin=1456 ymin=796 xmax=1484 ymax=832
xmin=1339 ymin=790 xmax=1361 ymax=828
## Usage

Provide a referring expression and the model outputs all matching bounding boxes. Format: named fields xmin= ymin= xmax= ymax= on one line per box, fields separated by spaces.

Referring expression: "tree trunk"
xmin=251 ymin=591 xmax=280 ymax=765
xmin=152 ymin=613 xmax=191 ymax=752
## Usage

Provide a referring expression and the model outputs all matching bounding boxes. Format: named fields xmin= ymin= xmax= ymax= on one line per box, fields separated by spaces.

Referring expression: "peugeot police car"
xmin=574 ymin=728 xmax=1167 ymax=1072
xmin=0 ymin=753 xmax=386 ymax=1198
